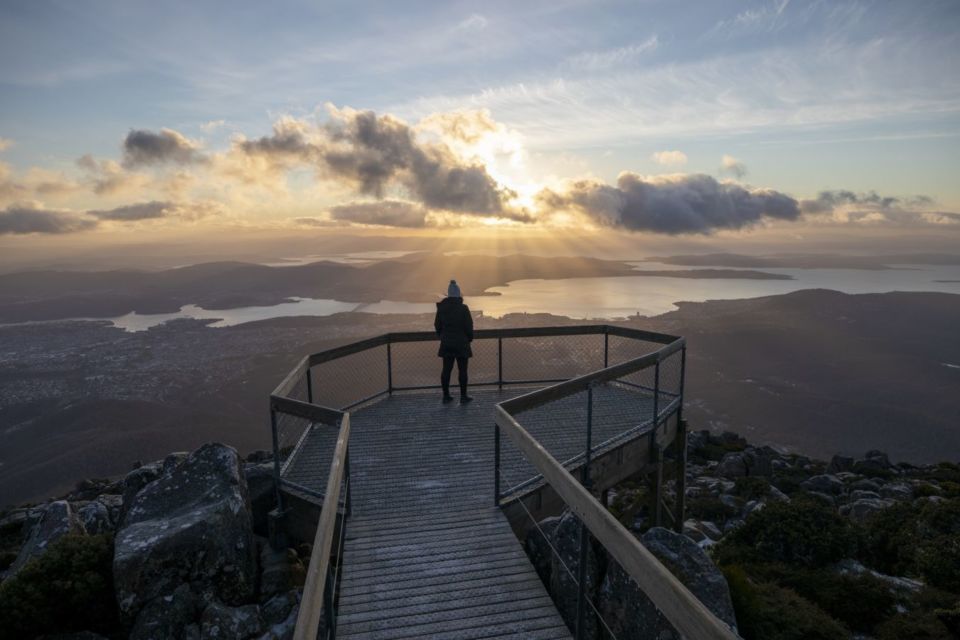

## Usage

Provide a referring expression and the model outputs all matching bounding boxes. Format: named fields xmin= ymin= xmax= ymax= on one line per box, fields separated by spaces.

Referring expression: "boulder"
xmin=200 ymin=601 xmax=264 ymax=640
xmin=827 ymin=455 xmax=855 ymax=474
xmin=849 ymin=490 xmax=882 ymax=502
xmin=129 ymin=583 xmax=199 ymax=640
xmin=853 ymin=451 xmax=895 ymax=477
xmin=255 ymin=592 xmax=299 ymax=640
xmin=114 ymin=443 xmax=257 ymax=621
xmin=244 ymin=462 xmax=277 ymax=536
xmin=800 ymin=474 xmax=844 ymax=495
xmin=261 ymin=591 xmax=300 ymax=626
xmin=850 ymin=478 xmax=881 ymax=493
xmin=742 ymin=446 xmax=777 ymax=477
xmin=842 ymin=498 xmax=894 ymax=523
xmin=260 ymin=545 xmax=306 ymax=599
xmin=119 ymin=461 xmax=164 ymax=524
xmin=77 ymin=500 xmax=113 ymax=534
xmin=599 ymin=527 xmax=737 ymax=639
xmin=716 ymin=453 xmax=748 ymax=478
xmin=9 ymin=500 xmax=85 ymax=574
xmin=880 ymin=483 xmax=913 ymax=501
xmin=525 ymin=516 xmax=560 ymax=586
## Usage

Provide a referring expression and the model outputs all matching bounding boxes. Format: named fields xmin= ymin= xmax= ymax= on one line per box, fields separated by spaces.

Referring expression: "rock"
xmin=865 ymin=450 xmax=892 ymax=467
xmin=129 ymin=583 xmax=199 ymax=640
xmin=164 ymin=452 xmax=190 ymax=473
xmin=260 ymin=545 xmax=306 ymax=599
xmin=767 ymin=485 xmax=790 ymax=502
xmin=843 ymin=498 xmax=894 ymax=522
xmin=880 ymin=483 xmax=913 ymax=501
xmin=800 ymin=474 xmax=844 ymax=495
xmin=525 ymin=516 xmax=560 ymax=586
xmin=834 ymin=559 xmax=924 ymax=593
xmin=119 ymin=460 xmax=164 ymax=524
xmin=9 ymin=500 xmax=85 ymax=574
xmin=77 ymin=500 xmax=113 ymax=534
xmin=599 ymin=527 xmax=737 ymax=639
xmin=200 ymin=600 xmax=264 ymax=639
xmin=806 ymin=491 xmax=836 ymax=507
xmin=719 ymin=494 xmax=743 ymax=511
xmin=716 ymin=453 xmax=748 ymax=478
xmin=742 ymin=446 xmax=777 ymax=477
xmin=261 ymin=591 xmax=299 ymax=626
xmin=850 ymin=478 xmax=881 ymax=493
xmin=114 ymin=443 xmax=257 ymax=621
xmin=683 ymin=519 xmax=722 ymax=545
xmin=246 ymin=450 xmax=273 ymax=464
xmin=827 ymin=455 xmax=855 ymax=474
xmin=245 ymin=463 xmax=277 ymax=536
xmin=97 ymin=493 xmax=123 ymax=526
xmin=255 ymin=592 xmax=299 ymax=640
xmin=849 ymin=490 xmax=882 ymax=502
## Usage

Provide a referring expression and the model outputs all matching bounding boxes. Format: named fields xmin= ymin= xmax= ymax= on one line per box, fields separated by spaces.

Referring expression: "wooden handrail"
xmin=293 ymin=413 xmax=351 ymax=640
xmin=494 ymin=406 xmax=738 ymax=640
xmin=271 ymin=395 xmax=344 ymax=425
xmin=498 ymin=337 xmax=684 ymax=415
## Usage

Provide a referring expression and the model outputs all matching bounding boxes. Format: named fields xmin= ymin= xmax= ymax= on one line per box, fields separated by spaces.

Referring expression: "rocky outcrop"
xmin=9 ymin=500 xmax=85 ymax=574
xmin=599 ymin=527 xmax=737 ymax=639
xmin=114 ymin=443 xmax=257 ymax=628
xmin=200 ymin=600 xmax=265 ymax=639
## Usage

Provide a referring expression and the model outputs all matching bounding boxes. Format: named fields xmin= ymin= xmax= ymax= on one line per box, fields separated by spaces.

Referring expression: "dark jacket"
xmin=434 ymin=297 xmax=474 ymax=358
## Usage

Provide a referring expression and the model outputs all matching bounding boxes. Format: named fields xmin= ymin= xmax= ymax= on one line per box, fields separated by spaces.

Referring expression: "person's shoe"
xmin=442 ymin=395 xmax=455 ymax=404
xmin=460 ymin=395 xmax=474 ymax=405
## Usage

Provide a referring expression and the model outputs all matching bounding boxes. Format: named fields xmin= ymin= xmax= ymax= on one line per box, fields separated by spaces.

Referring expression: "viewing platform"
xmin=267 ymin=326 xmax=738 ymax=640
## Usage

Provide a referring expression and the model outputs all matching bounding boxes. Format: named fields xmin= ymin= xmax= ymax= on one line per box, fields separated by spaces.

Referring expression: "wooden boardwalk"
xmin=286 ymin=385 xmax=664 ymax=638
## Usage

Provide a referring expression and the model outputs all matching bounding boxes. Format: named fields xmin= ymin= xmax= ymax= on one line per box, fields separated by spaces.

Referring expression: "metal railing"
xmin=268 ymin=325 xmax=711 ymax=640
xmin=494 ymin=335 xmax=738 ymax=639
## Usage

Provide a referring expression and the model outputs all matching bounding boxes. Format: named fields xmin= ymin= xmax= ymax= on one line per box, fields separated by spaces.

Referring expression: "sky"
xmin=1 ymin=0 xmax=959 ymax=245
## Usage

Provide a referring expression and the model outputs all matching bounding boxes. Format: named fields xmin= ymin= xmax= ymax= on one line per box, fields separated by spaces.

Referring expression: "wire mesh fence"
xmin=310 ymin=344 xmax=388 ymax=410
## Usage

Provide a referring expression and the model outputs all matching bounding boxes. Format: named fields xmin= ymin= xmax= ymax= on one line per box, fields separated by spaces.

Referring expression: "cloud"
xmin=237 ymin=106 xmax=515 ymax=216
xmin=720 ymin=154 xmax=747 ymax=178
xmin=417 ymin=109 xmax=501 ymax=144
xmin=652 ymin=150 xmax=688 ymax=166
xmin=564 ymin=36 xmax=659 ymax=72
xmin=538 ymin=172 xmax=800 ymax=234
xmin=201 ymin=119 xmax=227 ymax=132
xmin=329 ymin=200 xmax=428 ymax=228
xmin=122 ymin=128 xmax=206 ymax=168
xmin=0 ymin=204 xmax=98 ymax=235
xmin=77 ymin=154 xmax=147 ymax=195
xmin=0 ymin=138 xmax=13 ymax=152
xmin=800 ymin=190 xmax=958 ymax=225
xmin=88 ymin=201 xmax=172 ymax=221
xmin=456 ymin=14 xmax=488 ymax=31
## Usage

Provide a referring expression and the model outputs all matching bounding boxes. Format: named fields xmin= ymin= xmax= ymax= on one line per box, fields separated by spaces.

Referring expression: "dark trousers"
xmin=441 ymin=356 xmax=469 ymax=397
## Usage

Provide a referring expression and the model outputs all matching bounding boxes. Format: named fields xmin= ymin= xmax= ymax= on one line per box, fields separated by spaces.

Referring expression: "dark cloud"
xmin=799 ymin=190 xmax=959 ymax=225
xmin=539 ymin=173 xmax=800 ymax=234
xmin=88 ymin=201 xmax=172 ymax=221
xmin=122 ymin=129 xmax=205 ymax=168
xmin=329 ymin=200 xmax=428 ymax=228
xmin=238 ymin=109 xmax=514 ymax=216
xmin=0 ymin=205 xmax=97 ymax=235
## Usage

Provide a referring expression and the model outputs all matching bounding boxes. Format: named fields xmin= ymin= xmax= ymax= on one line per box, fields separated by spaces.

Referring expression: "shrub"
xmin=722 ymin=565 xmax=848 ymax=640
xmin=916 ymin=534 xmax=960 ymax=593
xmin=734 ymin=477 xmax=770 ymax=501
xmin=874 ymin=611 xmax=953 ymax=640
xmin=714 ymin=498 xmax=859 ymax=568
xmin=0 ymin=534 xmax=118 ymax=639
xmin=746 ymin=563 xmax=895 ymax=632
xmin=686 ymin=496 xmax=738 ymax=523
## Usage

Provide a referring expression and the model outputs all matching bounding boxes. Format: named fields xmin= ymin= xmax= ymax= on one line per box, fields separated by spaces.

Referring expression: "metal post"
xmin=653 ymin=443 xmax=663 ymax=527
xmin=575 ymin=385 xmax=594 ymax=639
xmin=494 ymin=424 xmax=501 ymax=506
xmin=675 ymin=418 xmax=688 ymax=533
xmin=269 ymin=405 xmax=284 ymax=512
xmin=651 ymin=361 xmax=661 ymax=455
xmin=306 ymin=368 xmax=313 ymax=404
xmin=497 ymin=337 xmax=503 ymax=389
xmin=386 ymin=342 xmax=393 ymax=395
xmin=575 ymin=520 xmax=589 ymax=640
xmin=583 ymin=386 xmax=594 ymax=488
xmin=603 ymin=331 xmax=609 ymax=368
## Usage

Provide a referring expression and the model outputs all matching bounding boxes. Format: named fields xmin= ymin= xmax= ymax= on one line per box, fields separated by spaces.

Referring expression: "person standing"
xmin=434 ymin=279 xmax=473 ymax=404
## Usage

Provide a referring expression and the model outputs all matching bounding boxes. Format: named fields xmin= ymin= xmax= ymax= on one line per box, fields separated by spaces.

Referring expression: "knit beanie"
xmin=447 ymin=280 xmax=462 ymax=298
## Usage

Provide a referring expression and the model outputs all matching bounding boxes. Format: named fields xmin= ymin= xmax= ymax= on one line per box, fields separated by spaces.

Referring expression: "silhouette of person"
xmin=435 ymin=280 xmax=473 ymax=404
